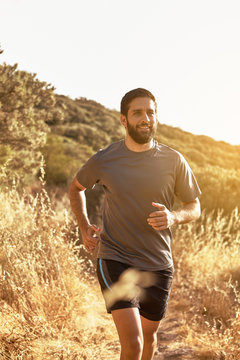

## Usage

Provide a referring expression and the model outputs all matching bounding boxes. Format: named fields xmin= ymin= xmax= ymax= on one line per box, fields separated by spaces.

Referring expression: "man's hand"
xmin=81 ymin=224 xmax=100 ymax=253
xmin=147 ymin=202 xmax=176 ymax=231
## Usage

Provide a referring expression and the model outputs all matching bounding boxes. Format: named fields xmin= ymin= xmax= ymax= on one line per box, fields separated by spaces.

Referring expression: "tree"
xmin=0 ymin=63 xmax=57 ymax=185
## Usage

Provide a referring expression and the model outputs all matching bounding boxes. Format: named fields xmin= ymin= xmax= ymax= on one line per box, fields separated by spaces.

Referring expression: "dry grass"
xmin=0 ymin=176 xmax=239 ymax=359
xmin=0 ymin=183 xmax=119 ymax=359
xmin=172 ymin=208 xmax=240 ymax=359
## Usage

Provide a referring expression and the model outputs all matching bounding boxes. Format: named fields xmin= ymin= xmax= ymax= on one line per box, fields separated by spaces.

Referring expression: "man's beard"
xmin=126 ymin=119 xmax=157 ymax=144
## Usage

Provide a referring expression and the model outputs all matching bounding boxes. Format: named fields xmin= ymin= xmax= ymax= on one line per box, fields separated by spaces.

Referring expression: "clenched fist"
xmin=81 ymin=224 xmax=100 ymax=253
xmin=147 ymin=202 xmax=176 ymax=231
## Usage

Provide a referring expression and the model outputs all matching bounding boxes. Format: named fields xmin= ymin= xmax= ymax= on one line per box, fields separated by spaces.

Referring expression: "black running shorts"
xmin=97 ymin=258 xmax=174 ymax=321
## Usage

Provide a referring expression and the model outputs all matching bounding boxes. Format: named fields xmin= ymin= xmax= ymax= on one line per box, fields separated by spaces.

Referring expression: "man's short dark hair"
xmin=120 ymin=88 xmax=157 ymax=116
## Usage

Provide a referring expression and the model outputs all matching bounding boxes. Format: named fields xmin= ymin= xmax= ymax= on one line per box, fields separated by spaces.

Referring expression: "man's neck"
xmin=124 ymin=136 xmax=154 ymax=152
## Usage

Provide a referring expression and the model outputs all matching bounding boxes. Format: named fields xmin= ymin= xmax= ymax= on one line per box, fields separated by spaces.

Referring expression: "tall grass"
xmin=0 ymin=177 xmax=239 ymax=359
xmin=172 ymin=209 xmax=240 ymax=359
xmin=0 ymin=181 xmax=119 ymax=359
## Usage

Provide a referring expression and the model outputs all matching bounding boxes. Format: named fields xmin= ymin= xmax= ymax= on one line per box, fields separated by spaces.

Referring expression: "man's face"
xmin=124 ymin=97 xmax=158 ymax=144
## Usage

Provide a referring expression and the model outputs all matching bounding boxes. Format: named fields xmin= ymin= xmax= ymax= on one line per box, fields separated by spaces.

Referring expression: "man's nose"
xmin=142 ymin=112 xmax=151 ymax=122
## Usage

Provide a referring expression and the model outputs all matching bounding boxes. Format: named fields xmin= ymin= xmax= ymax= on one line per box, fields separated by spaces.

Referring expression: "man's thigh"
xmin=139 ymin=267 xmax=174 ymax=321
xmin=111 ymin=308 xmax=143 ymax=348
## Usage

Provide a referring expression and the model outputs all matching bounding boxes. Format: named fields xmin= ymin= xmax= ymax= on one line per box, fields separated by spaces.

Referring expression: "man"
xmin=69 ymin=88 xmax=201 ymax=360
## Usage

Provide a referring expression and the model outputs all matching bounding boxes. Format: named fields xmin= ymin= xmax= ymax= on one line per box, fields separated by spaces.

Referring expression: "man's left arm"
xmin=147 ymin=198 xmax=201 ymax=231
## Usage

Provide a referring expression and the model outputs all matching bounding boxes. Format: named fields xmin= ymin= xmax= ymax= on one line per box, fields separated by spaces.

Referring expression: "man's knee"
xmin=143 ymin=330 xmax=158 ymax=348
xmin=122 ymin=335 xmax=143 ymax=358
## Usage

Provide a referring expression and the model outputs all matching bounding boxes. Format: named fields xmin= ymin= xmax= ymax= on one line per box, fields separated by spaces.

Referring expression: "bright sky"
xmin=1 ymin=0 xmax=240 ymax=145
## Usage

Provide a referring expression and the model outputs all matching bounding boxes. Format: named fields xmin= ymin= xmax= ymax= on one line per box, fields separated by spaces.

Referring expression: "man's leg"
xmin=112 ymin=307 xmax=144 ymax=360
xmin=140 ymin=316 xmax=160 ymax=360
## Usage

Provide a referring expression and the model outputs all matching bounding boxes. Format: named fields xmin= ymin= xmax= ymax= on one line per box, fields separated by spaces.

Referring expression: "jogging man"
xmin=69 ymin=88 xmax=201 ymax=360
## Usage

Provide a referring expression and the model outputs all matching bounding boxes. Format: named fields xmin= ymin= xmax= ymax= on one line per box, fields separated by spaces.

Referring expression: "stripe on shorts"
xmin=99 ymin=259 xmax=112 ymax=291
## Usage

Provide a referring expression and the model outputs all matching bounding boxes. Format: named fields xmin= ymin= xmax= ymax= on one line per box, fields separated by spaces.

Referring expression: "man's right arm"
xmin=68 ymin=177 xmax=100 ymax=253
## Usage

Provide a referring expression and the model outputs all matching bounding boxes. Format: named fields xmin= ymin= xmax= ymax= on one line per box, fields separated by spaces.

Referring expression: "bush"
xmin=42 ymin=134 xmax=94 ymax=185
xmin=195 ymin=165 xmax=240 ymax=213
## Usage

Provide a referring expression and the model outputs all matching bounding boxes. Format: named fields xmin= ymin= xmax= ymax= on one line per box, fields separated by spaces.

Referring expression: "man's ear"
xmin=120 ymin=114 xmax=127 ymax=128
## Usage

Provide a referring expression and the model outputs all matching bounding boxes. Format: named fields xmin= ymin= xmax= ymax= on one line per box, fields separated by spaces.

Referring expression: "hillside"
xmin=42 ymin=93 xmax=240 ymax=214
xmin=49 ymin=94 xmax=240 ymax=171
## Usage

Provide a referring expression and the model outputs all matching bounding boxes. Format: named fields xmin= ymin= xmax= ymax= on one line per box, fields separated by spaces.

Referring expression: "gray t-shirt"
xmin=76 ymin=140 xmax=201 ymax=271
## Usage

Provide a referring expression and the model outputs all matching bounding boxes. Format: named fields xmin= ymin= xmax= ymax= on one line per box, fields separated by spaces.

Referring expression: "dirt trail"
xmin=154 ymin=302 xmax=196 ymax=360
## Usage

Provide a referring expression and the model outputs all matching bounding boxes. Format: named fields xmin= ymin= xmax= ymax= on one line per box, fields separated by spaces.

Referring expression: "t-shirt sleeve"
xmin=174 ymin=153 xmax=201 ymax=202
xmin=76 ymin=152 xmax=101 ymax=189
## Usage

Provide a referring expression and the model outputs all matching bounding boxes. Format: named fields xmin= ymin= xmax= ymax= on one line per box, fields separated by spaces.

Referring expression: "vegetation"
xmin=0 ymin=180 xmax=119 ymax=359
xmin=0 ymin=63 xmax=58 ymax=185
xmin=171 ymin=210 xmax=240 ymax=358
xmin=0 ymin=61 xmax=240 ymax=358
